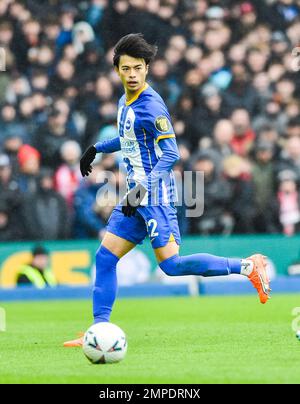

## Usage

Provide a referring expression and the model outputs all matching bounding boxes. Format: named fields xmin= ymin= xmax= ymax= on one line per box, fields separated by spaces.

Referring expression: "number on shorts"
xmin=147 ymin=219 xmax=159 ymax=238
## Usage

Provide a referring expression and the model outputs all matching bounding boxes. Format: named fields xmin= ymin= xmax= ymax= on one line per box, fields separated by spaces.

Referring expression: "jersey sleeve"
xmin=94 ymin=137 xmax=121 ymax=153
xmin=142 ymin=101 xmax=176 ymax=142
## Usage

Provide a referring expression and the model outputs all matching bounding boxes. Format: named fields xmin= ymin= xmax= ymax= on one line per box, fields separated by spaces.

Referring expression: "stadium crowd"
xmin=1 ymin=0 xmax=300 ymax=241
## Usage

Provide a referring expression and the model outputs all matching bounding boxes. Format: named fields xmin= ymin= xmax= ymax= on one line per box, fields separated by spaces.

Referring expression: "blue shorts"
xmin=106 ymin=204 xmax=181 ymax=249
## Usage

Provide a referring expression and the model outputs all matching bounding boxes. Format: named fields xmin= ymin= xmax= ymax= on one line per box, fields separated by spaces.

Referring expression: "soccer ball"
xmin=83 ymin=322 xmax=127 ymax=364
xmin=296 ymin=330 xmax=300 ymax=341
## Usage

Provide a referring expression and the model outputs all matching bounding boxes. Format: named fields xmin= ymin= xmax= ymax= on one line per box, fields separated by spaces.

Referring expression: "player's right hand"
xmin=121 ymin=183 xmax=147 ymax=217
xmin=80 ymin=145 xmax=97 ymax=177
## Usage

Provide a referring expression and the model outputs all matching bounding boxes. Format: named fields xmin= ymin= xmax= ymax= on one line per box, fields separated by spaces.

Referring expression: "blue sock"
xmin=93 ymin=245 xmax=119 ymax=323
xmin=159 ymin=254 xmax=241 ymax=277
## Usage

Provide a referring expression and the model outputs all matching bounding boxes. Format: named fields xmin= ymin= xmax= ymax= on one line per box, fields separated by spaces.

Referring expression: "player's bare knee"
xmin=154 ymin=242 xmax=179 ymax=263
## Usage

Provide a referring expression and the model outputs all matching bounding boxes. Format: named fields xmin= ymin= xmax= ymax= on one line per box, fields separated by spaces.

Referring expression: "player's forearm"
xmin=94 ymin=137 xmax=121 ymax=153
xmin=141 ymin=138 xmax=180 ymax=188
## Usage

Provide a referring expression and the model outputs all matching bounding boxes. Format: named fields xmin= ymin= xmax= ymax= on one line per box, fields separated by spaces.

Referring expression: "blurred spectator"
xmin=54 ymin=140 xmax=82 ymax=210
xmin=286 ymin=118 xmax=300 ymax=138
xmin=49 ymin=59 xmax=76 ymax=96
xmin=223 ymin=63 xmax=258 ymax=115
xmin=0 ymin=153 xmax=24 ymax=232
xmin=275 ymin=75 xmax=296 ymax=106
xmin=188 ymin=84 xmax=228 ymax=147
xmin=16 ymin=245 xmax=57 ymax=288
xmin=251 ymin=141 xmax=280 ymax=233
xmin=256 ymin=125 xmax=281 ymax=159
xmin=237 ymin=2 xmax=258 ymax=37
xmin=252 ymin=99 xmax=287 ymax=136
xmin=278 ymin=135 xmax=300 ymax=179
xmin=230 ymin=108 xmax=256 ymax=157
xmin=33 ymin=109 xmax=72 ymax=169
xmin=190 ymin=153 xmax=233 ymax=235
xmin=0 ymin=154 xmax=16 ymax=193
xmin=0 ymin=200 xmax=23 ymax=241
xmin=223 ymin=154 xmax=256 ymax=233
xmin=277 ymin=169 xmax=300 ymax=236
xmin=0 ymin=103 xmax=29 ymax=145
xmin=1 ymin=132 xmax=24 ymax=174
xmin=73 ymin=163 xmax=108 ymax=239
xmin=17 ymin=144 xmax=40 ymax=193
xmin=21 ymin=168 xmax=70 ymax=240
xmin=18 ymin=97 xmax=39 ymax=139
xmin=268 ymin=0 xmax=300 ymax=31
xmin=210 ymin=119 xmax=235 ymax=164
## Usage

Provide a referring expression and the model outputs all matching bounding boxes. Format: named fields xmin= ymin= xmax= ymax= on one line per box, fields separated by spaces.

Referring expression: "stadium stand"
xmin=1 ymin=0 xmax=300 ymax=240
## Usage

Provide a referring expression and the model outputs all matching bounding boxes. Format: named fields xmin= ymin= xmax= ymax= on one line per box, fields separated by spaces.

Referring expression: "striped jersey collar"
xmin=125 ymin=83 xmax=149 ymax=106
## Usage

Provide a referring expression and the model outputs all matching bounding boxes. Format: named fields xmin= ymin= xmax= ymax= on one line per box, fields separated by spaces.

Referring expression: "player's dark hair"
xmin=113 ymin=33 xmax=158 ymax=67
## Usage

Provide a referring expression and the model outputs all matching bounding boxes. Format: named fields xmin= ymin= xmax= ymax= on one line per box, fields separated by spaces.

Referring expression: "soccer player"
xmin=64 ymin=34 xmax=270 ymax=347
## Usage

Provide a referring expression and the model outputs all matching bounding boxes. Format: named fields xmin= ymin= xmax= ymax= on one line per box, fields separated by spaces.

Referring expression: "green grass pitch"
xmin=0 ymin=294 xmax=300 ymax=384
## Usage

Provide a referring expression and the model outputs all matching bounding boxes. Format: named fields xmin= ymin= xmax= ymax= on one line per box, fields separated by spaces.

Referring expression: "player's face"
xmin=116 ymin=55 xmax=149 ymax=93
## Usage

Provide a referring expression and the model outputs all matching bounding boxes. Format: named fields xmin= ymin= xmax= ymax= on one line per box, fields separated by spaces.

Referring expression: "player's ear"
xmin=114 ymin=66 xmax=120 ymax=76
xmin=145 ymin=64 xmax=149 ymax=75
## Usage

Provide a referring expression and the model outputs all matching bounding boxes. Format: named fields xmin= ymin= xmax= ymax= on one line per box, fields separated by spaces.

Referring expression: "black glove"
xmin=80 ymin=145 xmax=97 ymax=177
xmin=121 ymin=183 xmax=147 ymax=217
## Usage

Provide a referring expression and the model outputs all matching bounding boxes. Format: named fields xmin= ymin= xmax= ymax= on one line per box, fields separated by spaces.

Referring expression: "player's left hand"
xmin=80 ymin=145 xmax=97 ymax=177
xmin=121 ymin=183 xmax=147 ymax=217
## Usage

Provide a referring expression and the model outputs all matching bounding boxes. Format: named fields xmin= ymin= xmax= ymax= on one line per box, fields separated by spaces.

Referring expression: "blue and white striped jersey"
xmin=117 ymin=83 xmax=177 ymax=205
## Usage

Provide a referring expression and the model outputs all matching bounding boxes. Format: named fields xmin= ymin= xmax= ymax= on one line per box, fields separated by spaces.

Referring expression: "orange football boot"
xmin=63 ymin=332 xmax=84 ymax=347
xmin=247 ymin=254 xmax=271 ymax=304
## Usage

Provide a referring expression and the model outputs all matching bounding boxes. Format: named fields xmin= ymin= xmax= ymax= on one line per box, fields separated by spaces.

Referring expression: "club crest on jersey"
xmin=125 ymin=118 xmax=133 ymax=132
xmin=155 ymin=116 xmax=171 ymax=133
